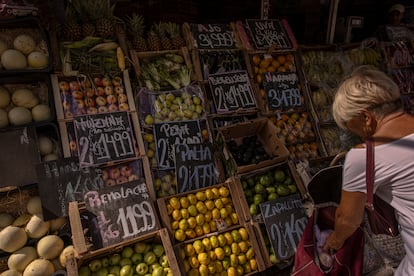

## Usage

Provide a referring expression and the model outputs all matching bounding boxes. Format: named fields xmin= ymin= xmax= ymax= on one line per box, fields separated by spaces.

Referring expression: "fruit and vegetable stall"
xmin=0 ymin=1 xmax=412 ymax=276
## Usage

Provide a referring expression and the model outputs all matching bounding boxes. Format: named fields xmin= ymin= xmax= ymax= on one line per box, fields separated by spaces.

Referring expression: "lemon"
xmin=202 ymin=223 xmax=211 ymax=234
xmin=198 ymin=263 xmax=208 ymax=276
xmin=185 ymin=229 xmax=196 ymax=239
xmin=187 ymin=194 xmax=198 ymax=205
xmin=189 ymin=256 xmax=200 ymax=269
xmin=220 ymin=208 xmax=229 ymax=219
xmin=197 ymin=252 xmax=210 ymax=265
xmin=217 ymin=234 xmax=227 ymax=247
xmin=205 ymin=189 xmax=214 ymax=200
xmin=174 ymin=229 xmax=186 ymax=241
xmin=204 ymin=211 xmax=212 ymax=222
xmin=249 ymin=258 xmax=258 ymax=271
xmin=215 ymin=260 xmax=223 ymax=272
xmin=183 ymin=259 xmax=191 ymax=272
xmin=210 ymin=236 xmax=219 ymax=248
xmin=196 ymin=201 xmax=208 ymax=214
xmin=207 ymin=262 xmax=216 ymax=274
xmin=179 ymin=219 xmax=189 ymax=230
xmin=195 ymin=225 xmax=204 ymax=237
xmin=219 ymin=186 xmax=230 ymax=197
xmin=171 ymin=209 xmax=181 ymax=221
xmin=184 ymin=244 xmax=195 ymax=257
xmin=180 ymin=197 xmax=190 ymax=208
xmin=210 ymin=220 xmax=218 ymax=232
xmin=221 ymin=197 xmax=230 ymax=205
xmin=224 ymin=217 xmax=233 ymax=227
xmin=230 ymin=253 xmax=239 ymax=267
xmin=243 ymin=262 xmax=252 ymax=273
xmin=169 ymin=197 xmax=181 ymax=210
xmin=171 ymin=221 xmax=179 ymax=230
xmin=236 ymin=265 xmax=245 ymax=276
xmin=211 ymin=187 xmax=220 ymax=199
xmin=188 ymin=268 xmax=200 ymax=276
xmin=237 ymin=254 xmax=247 ymax=265
xmin=230 ymin=213 xmax=239 ymax=225
xmin=214 ymin=247 xmax=225 ymax=260
xmin=195 ymin=214 xmax=205 ymax=226
xmin=245 ymin=248 xmax=255 ymax=260
xmin=224 ymin=232 xmax=233 ymax=245
xmin=195 ymin=191 xmax=206 ymax=201
xmin=205 ymin=200 xmax=215 ymax=210
xmin=212 ymin=208 xmax=221 ymax=219
xmin=239 ymin=228 xmax=249 ymax=241
xmin=188 ymin=205 xmax=198 ymax=217
xmin=201 ymin=237 xmax=212 ymax=251
xmin=187 ymin=217 xmax=197 ymax=229
xmin=209 ymin=250 xmax=217 ymax=261
xmin=214 ymin=198 xmax=224 ymax=209
xmin=238 ymin=241 xmax=249 ymax=253
xmin=227 ymin=266 xmax=237 ymax=276
xmin=193 ymin=240 xmax=204 ymax=254
xmin=231 ymin=229 xmax=242 ymax=243
xmin=231 ymin=243 xmax=241 ymax=255
xmin=181 ymin=208 xmax=190 ymax=219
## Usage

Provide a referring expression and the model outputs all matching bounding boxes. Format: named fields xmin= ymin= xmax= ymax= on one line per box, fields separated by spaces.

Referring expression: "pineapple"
xmin=166 ymin=22 xmax=186 ymax=49
xmin=82 ymin=22 xmax=97 ymax=37
xmin=155 ymin=22 xmax=172 ymax=50
xmin=127 ymin=13 xmax=147 ymax=52
xmin=96 ymin=17 xmax=115 ymax=38
xmin=147 ymin=24 xmax=161 ymax=51
xmin=63 ymin=3 xmax=82 ymax=41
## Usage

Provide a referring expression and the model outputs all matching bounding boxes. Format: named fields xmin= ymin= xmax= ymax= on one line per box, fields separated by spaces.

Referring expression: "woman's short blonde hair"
xmin=332 ymin=66 xmax=402 ymax=129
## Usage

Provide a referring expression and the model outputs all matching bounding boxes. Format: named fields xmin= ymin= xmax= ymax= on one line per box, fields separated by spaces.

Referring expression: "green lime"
xmin=259 ymin=175 xmax=272 ymax=186
xmin=254 ymin=183 xmax=265 ymax=194
xmin=253 ymin=194 xmax=264 ymax=205
xmin=249 ymin=204 xmax=258 ymax=215
xmin=288 ymin=184 xmax=298 ymax=194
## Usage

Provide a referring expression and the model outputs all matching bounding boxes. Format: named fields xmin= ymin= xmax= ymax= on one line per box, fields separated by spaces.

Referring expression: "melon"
xmin=8 ymin=107 xmax=32 ymax=126
xmin=0 ymin=226 xmax=28 ymax=253
xmin=1 ymin=49 xmax=27 ymax=70
xmin=26 ymin=196 xmax=42 ymax=215
xmin=13 ymin=35 xmax=36 ymax=55
xmin=0 ymin=269 xmax=22 ymax=276
xmin=8 ymin=246 xmax=37 ymax=272
xmin=27 ymin=51 xmax=48 ymax=69
xmin=25 ymin=215 xmax=49 ymax=239
xmin=31 ymin=104 xmax=51 ymax=122
xmin=0 ymin=86 xmax=10 ymax=108
xmin=23 ymin=259 xmax=54 ymax=276
xmin=36 ymin=235 xmax=64 ymax=260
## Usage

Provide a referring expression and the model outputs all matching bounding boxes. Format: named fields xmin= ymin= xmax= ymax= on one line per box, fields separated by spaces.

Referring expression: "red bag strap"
xmin=366 ymin=139 xmax=374 ymax=211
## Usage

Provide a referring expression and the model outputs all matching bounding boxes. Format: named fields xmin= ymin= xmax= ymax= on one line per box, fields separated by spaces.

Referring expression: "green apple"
xmin=109 ymin=254 xmax=122 ymax=266
xmin=122 ymin=246 xmax=134 ymax=259
xmin=159 ymin=255 xmax=169 ymax=268
xmin=102 ymin=257 xmax=109 ymax=267
xmin=120 ymin=258 xmax=133 ymax=267
xmin=151 ymin=266 xmax=164 ymax=276
xmin=89 ymin=259 xmax=103 ymax=272
xmin=79 ymin=266 xmax=92 ymax=276
xmin=120 ymin=265 xmax=134 ymax=276
xmin=135 ymin=262 xmax=148 ymax=276
xmin=131 ymin=253 xmax=143 ymax=264
xmin=134 ymin=242 xmax=147 ymax=254
xmin=152 ymin=244 xmax=164 ymax=257
xmin=144 ymin=252 xmax=156 ymax=265
xmin=109 ymin=265 xmax=120 ymax=275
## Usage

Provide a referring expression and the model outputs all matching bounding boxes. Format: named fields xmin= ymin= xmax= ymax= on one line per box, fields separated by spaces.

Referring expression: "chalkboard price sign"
xmin=84 ymin=181 xmax=158 ymax=249
xmin=262 ymin=71 xmax=303 ymax=110
xmin=73 ymin=111 xmax=136 ymax=167
xmin=153 ymin=120 xmax=202 ymax=169
xmin=36 ymin=157 xmax=104 ymax=220
xmin=260 ymin=194 xmax=308 ymax=261
xmin=246 ymin=19 xmax=292 ymax=50
xmin=175 ymin=143 xmax=217 ymax=193
xmin=191 ymin=23 xmax=237 ymax=49
xmin=208 ymin=70 xmax=257 ymax=113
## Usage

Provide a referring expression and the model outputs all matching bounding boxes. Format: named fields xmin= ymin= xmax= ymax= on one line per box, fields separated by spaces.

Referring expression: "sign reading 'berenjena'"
xmin=84 ymin=181 xmax=158 ymax=249
xmin=74 ymin=111 xmax=136 ymax=167
xmin=191 ymin=23 xmax=237 ymax=49
xmin=262 ymin=71 xmax=303 ymax=110
xmin=260 ymin=194 xmax=308 ymax=261
xmin=153 ymin=120 xmax=202 ymax=169
xmin=35 ymin=157 xmax=104 ymax=220
xmin=246 ymin=19 xmax=292 ymax=50
xmin=175 ymin=143 xmax=217 ymax=193
xmin=208 ymin=70 xmax=257 ymax=113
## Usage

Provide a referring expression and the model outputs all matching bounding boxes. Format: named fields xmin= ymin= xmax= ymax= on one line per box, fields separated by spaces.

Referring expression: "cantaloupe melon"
xmin=36 ymin=235 xmax=64 ymax=260
xmin=0 ymin=226 xmax=28 ymax=253
xmin=23 ymin=259 xmax=54 ymax=276
xmin=7 ymin=246 xmax=37 ymax=272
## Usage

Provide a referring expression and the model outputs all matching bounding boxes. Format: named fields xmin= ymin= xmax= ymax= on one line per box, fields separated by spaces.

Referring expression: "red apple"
xmin=95 ymin=96 xmax=107 ymax=106
xmin=85 ymin=98 xmax=95 ymax=107
xmin=112 ymin=76 xmax=122 ymax=86
xmin=98 ymin=106 xmax=108 ymax=113
xmin=86 ymin=88 xmax=95 ymax=98
xmin=107 ymin=94 xmax=117 ymax=104
xmin=87 ymin=107 xmax=98 ymax=114
xmin=116 ymin=176 xmax=128 ymax=185
xmin=69 ymin=140 xmax=77 ymax=151
xmin=102 ymin=77 xmax=111 ymax=87
xmin=95 ymin=87 xmax=105 ymax=96
xmin=118 ymin=94 xmax=127 ymax=103
xmin=108 ymin=104 xmax=118 ymax=112
xmin=94 ymin=77 xmax=103 ymax=87
xmin=118 ymin=103 xmax=129 ymax=111
xmin=120 ymin=166 xmax=132 ymax=177
xmin=114 ymin=86 xmax=124 ymax=94
xmin=104 ymin=86 xmax=114 ymax=95
xmin=59 ymin=81 xmax=69 ymax=92
xmin=109 ymin=167 xmax=120 ymax=179
xmin=72 ymin=90 xmax=84 ymax=99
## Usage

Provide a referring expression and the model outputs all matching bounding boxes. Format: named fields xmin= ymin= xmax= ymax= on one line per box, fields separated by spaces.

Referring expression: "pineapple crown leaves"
xmin=126 ymin=13 xmax=146 ymax=36
xmin=165 ymin=22 xmax=181 ymax=37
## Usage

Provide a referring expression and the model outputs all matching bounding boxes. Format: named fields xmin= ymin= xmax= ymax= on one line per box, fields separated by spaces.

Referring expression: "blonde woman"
xmin=323 ymin=66 xmax=414 ymax=274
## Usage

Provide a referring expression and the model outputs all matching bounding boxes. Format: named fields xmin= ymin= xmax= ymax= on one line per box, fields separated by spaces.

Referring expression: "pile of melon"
xmin=0 ymin=196 xmax=74 ymax=276
xmin=0 ymin=86 xmax=51 ymax=128
xmin=0 ymin=34 xmax=48 ymax=71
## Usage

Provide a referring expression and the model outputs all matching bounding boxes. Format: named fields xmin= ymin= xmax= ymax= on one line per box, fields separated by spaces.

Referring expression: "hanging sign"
xmin=246 ymin=19 xmax=292 ymax=50
xmin=84 ymin=181 xmax=158 ymax=249
xmin=262 ymin=71 xmax=303 ymax=110
xmin=208 ymin=70 xmax=257 ymax=113
xmin=175 ymin=143 xmax=217 ymax=193
xmin=73 ymin=111 xmax=136 ymax=167
xmin=260 ymin=194 xmax=308 ymax=261
xmin=153 ymin=120 xmax=202 ymax=169
xmin=35 ymin=157 xmax=104 ymax=220
xmin=191 ymin=23 xmax=237 ymax=49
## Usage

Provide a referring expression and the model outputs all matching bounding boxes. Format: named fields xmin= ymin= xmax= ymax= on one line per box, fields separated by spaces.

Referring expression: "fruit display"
xmin=138 ymin=84 xmax=205 ymax=127
xmin=0 ymin=80 xmax=52 ymax=129
xmin=226 ymin=136 xmax=270 ymax=166
xmin=319 ymin=126 xmax=360 ymax=157
xmin=0 ymin=192 xmax=71 ymax=275
xmin=237 ymin=164 xmax=300 ymax=219
xmin=36 ymin=125 xmax=61 ymax=162
xmin=57 ymin=74 xmax=131 ymax=119
xmin=159 ymin=184 xmax=241 ymax=243
xmin=269 ymin=111 xmax=316 ymax=144
xmin=177 ymin=226 xmax=262 ymax=275
xmin=153 ymin=170 xmax=177 ymax=198
xmin=343 ymin=47 xmax=382 ymax=68
xmin=77 ymin=232 xmax=177 ymax=276
xmin=137 ymin=52 xmax=192 ymax=91
xmin=309 ymin=85 xmax=335 ymax=123
xmin=0 ymin=21 xmax=50 ymax=72
xmin=101 ymin=159 xmax=145 ymax=187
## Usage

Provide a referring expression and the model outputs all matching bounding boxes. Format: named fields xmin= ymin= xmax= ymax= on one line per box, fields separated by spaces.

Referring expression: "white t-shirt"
xmin=343 ymin=133 xmax=414 ymax=275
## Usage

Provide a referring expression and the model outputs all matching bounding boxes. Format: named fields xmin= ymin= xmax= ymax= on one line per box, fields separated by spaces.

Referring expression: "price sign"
xmin=73 ymin=111 xmax=136 ymax=167
xmin=191 ymin=23 xmax=237 ymax=49
xmin=260 ymin=194 xmax=308 ymax=261
xmin=84 ymin=181 xmax=158 ymax=249
xmin=262 ymin=71 xmax=303 ymax=110
xmin=175 ymin=143 xmax=217 ymax=193
xmin=153 ymin=120 xmax=202 ymax=169
xmin=208 ymin=71 xmax=257 ymax=113
xmin=35 ymin=157 xmax=104 ymax=220
xmin=246 ymin=19 xmax=292 ymax=50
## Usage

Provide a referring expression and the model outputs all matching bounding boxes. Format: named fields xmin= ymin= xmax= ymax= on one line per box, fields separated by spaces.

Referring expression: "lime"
xmin=249 ymin=204 xmax=258 ymax=215
xmin=259 ymin=175 xmax=272 ymax=186
xmin=274 ymin=170 xmax=286 ymax=183
xmin=288 ymin=184 xmax=298 ymax=194
xmin=253 ymin=194 xmax=264 ymax=205
xmin=254 ymin=183 xmax=265 ymax=194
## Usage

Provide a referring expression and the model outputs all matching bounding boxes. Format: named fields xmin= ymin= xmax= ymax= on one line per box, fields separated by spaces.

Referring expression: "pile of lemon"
xmin=179 ymin=227 xmax=259 ymax=276
xmin=166 ymin=186 xmax=239 ymax=242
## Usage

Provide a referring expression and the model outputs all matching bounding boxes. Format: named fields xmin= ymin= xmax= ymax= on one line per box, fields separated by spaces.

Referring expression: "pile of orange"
xmin=252 ymin=53 xmax=295 ymax=98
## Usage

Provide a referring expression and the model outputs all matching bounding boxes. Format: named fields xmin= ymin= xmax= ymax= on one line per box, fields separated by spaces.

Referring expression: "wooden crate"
xmin=217 ymin=117 xmax=289 ymax=176
xmin=156 ymin=179 xmax=244 ymax=244
xmin=68 ymin=197 xmax=162 ymax=258
xmin=51 ymin=70 xmax=136 ymax=121
xmin=68 ymin=228 xmax=181 ymax=276
xmin=232 ymin=161 xmax=305 ymax=223
xmin=174 ymin=223 xmax=266 ymax=275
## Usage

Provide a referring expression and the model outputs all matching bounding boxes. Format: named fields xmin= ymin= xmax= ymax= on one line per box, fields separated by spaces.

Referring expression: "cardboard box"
xmin=218 ymin=117 xmax=289 ymax=176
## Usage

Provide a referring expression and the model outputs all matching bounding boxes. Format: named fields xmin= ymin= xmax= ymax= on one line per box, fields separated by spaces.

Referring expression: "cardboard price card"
xmin=260 ymin=194 xmax=308 ymax=261
xmin=73 ymin=111 xmax=136 ymax=167
xmin=84 ymin=181 xmax=158 ymax=249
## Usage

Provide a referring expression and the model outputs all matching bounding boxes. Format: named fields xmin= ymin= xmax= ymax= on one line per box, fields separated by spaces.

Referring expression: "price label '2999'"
xmin=74 ymin=112 xmax=136 ymax=167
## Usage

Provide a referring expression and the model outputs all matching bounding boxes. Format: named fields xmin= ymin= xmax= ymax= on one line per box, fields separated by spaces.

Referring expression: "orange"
xmin=271 ymin=59 xmax=280 ymax=68
xmin=286 ymin=53 xmax=294 ymax=62
xmin=252 ymin=54 xmax=261 ymax=65
xmin=259 ymin=58 xmax=271 ymax=69
xmin=256 ymin=74 xmax=263 ymax=84
xmin=277 ymin=55 xmax=286 ymax=65
xmin=254 ymin=66 xmax=259 ymax=74
xmin=267 ymin=66 xmax=276 ymax=72
xmin=277 ymin=66 xmax=287 ymax=72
